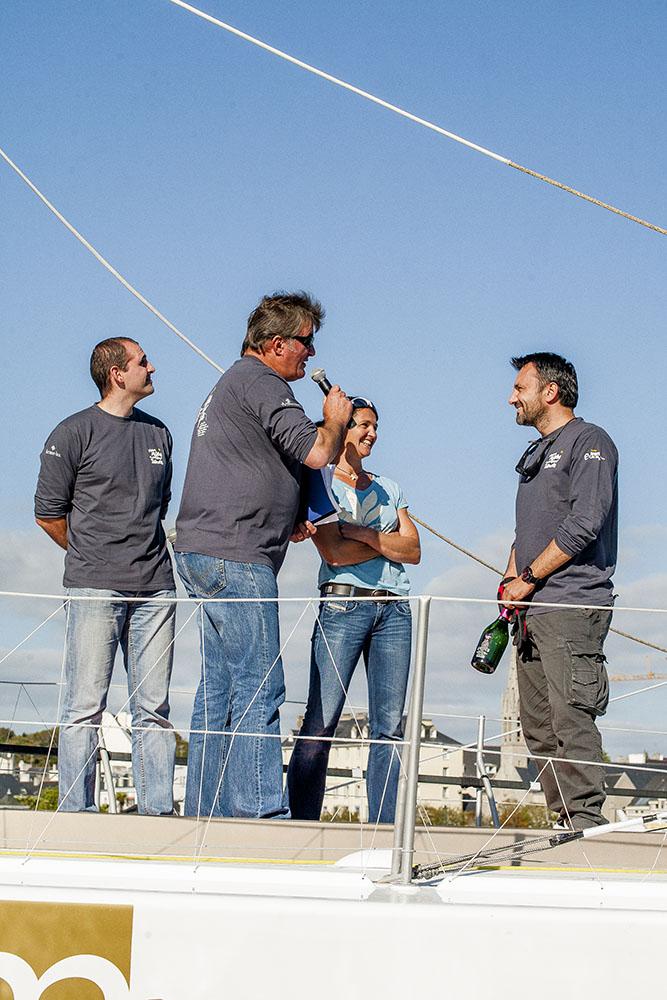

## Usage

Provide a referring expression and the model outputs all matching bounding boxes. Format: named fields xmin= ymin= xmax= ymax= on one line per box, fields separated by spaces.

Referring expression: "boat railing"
xmin=1 ymin=589 xmax=666 ymax=878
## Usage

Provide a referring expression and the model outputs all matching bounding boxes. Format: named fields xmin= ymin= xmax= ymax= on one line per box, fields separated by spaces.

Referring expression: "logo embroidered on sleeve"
xmin=148 ymin=448 xmax=164 ymax=465
xmin=196 ymin=392 xmax=213 ymax=437
xmin=584 ymin=449 xmax=606 ymax=461
xmin=280 ymin=397 xmax=300 ymax=408
xmin=44 ymin=443 xmax=62 ymax=458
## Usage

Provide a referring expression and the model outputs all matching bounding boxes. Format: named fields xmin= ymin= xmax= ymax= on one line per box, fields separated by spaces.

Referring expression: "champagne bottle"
xmin=471 ymin=608 xmax=512 ymax=674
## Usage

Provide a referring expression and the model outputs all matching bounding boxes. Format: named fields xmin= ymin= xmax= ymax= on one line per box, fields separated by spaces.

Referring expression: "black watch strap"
xmin=521 ymin=565 xmax=539 ymax=585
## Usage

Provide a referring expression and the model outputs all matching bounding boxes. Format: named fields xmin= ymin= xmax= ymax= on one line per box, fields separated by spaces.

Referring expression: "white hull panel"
xmin=0 ymin=854 xmax=666 ymax=999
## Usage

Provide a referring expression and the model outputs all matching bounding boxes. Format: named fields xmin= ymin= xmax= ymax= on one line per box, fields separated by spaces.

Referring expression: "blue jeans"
xmin=175 ymin=553 xmax=289 ymax=819
xmin=287 ymin=598 xmax=412 ymax=823
xmin=59 ymin=589 xmax=176 ymax=814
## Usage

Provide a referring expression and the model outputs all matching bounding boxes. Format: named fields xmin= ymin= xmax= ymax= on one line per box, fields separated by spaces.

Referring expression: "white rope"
xmin=3 ymin=589 xmax=665 ymax=713
xmin=413 ymin=515 xmax=667 ymax=658
xmin=0 ymin=602 xmax=66 ymax=665
xmin=168 ymin=1 xmax=505 ymax=162
xmin=445 ymin=756 xmax=554 ymax=881
xmin=394 ymin=740 xmax=444 ymax=867
xmin=641 ymin=828 xmax=667 ymax=884
xmin=24 ymin=601 xmax=200 ymax=856
xmin=15 ymin=685 xmax=48 ymax=733
xmin=466 ymin=743 xmax=667 ymax=778
xmin=0 ymin=717 xmax=408 ymax=746
xmin=25 ymin=601 xmax=70 ymax=854
xmin=311 ymin=602 xmax=363 ymax=731
xmin=418 ymin=724 xmax=523 ymax=771
xmin=167 ymin=0 xmax=667 ymax=237
xmin=0 ymin=678 xmax=265 ymax=700
xmin=0 ymin=146 xmax=225 ymax=375
xmin=2 ymin=588 xmax=667 ymax=614
xmin=610 ymin=679 xmax=667 ymax=703
xmin=307 ymin=600 xmax=415 ymax=856
xmin=194 ymin=602 xmax=209 ymax=838
xmin=0 ymin=591 xmax=405 ymax=603
xmin=547 ymin=759 xmax=602 ymax=881
xmin=194 ymin=599 xmax=314 ymax=863
xmin=600 ymin=724 xmax=667 ymax=738
xmin=7 ymin=686 xmax=22 ymax=736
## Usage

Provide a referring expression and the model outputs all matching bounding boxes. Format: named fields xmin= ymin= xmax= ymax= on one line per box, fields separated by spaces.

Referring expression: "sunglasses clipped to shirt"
xmin=515 ymin=424 xmax=568 ymax=480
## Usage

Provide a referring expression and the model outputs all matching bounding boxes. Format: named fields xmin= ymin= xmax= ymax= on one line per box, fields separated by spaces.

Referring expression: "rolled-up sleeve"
xmin=555 ymin=429 xmax=618 ymax=557
xmin=34 ymin=424 xmax=81 ymax=519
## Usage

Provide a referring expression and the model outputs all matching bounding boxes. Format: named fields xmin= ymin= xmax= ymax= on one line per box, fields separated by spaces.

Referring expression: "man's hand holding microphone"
xmin=322 ymin=384 xmax=353 ymax=424
xmin=309 ymin=367 xmax=353 ymax=458
xmin=290 ymin=369 xmax=352 ymax=543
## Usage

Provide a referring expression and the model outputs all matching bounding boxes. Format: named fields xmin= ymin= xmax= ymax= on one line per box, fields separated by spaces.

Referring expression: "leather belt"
xmin=320 ymin=583 xmax=396 ymax=599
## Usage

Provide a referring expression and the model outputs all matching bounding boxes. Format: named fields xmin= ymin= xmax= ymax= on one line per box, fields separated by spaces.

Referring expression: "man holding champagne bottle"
xmin=500 ymin=353 xmax=618 ymax=830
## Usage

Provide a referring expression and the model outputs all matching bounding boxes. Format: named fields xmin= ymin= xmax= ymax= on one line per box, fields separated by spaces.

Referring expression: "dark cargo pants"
xmin=515 ymin=608 xmax=611 ymax=829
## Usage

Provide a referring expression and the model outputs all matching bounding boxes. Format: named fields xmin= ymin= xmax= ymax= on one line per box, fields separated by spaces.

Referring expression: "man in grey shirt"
xmin=35 ymin=338 xmax=176 ymax=813
xmin=175 ymin=291 xmax=352 ymax=818
xmin=501 ymin=352 xmax=618 ymax=829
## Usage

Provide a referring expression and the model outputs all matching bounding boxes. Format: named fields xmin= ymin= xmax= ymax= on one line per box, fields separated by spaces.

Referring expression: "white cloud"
xmin=277 ymin=541 xmax=321 ymax=598
xmin=618 ymin=524 xmax=667 ymax=571
xmin=0 ymin=529 xmax=64 ymax=611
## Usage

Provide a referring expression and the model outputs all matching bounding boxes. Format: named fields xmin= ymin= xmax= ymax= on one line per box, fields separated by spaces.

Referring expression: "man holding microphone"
xmin=175 ymin=292 xmax=351 ymax=819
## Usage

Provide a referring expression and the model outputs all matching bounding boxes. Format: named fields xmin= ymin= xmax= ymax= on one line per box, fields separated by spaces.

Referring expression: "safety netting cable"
xmin=168 ymin=0 xmax=667 ymax=237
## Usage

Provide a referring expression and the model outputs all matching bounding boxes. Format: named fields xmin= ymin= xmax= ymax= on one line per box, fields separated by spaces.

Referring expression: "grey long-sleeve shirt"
xmin=514 ymin=417 xmax=618 ymax=613
xmin=175 ymin=357 xmax=317 ymax=574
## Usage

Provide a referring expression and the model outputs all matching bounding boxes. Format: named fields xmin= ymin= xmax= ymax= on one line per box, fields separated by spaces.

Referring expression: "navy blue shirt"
xmin=514 ymin=418 xmax=618 ymax=612
xmin=35 ymin=404 xmax=174 ymax=591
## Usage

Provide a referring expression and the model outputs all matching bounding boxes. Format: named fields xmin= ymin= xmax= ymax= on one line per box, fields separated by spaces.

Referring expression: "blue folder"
xmin=299 ymin=465 xmax=339 ymax=525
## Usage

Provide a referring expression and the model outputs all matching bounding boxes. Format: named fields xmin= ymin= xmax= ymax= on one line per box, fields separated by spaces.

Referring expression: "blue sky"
xmin=1 ymin=0 xmax=666 ymax=758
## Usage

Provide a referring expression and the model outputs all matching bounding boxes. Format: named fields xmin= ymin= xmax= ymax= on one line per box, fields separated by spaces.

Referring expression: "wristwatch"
xmin=521 ymin=565 xmax=539 ymax=585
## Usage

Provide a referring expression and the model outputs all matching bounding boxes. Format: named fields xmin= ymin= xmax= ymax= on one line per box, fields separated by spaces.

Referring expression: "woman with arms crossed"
xmin=287 ymin=397 xmax=420 ymax=823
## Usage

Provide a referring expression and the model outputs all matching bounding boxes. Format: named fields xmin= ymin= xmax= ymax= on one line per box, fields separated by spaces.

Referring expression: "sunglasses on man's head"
xmin=291 ymin=333 xmax=315 ymax=349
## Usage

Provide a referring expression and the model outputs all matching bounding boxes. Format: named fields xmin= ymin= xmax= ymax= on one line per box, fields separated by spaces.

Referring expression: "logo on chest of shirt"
xmin=543 ymin=449 xmax=563 ymax=470
xmin=148 ymin=447 xmax=164 ymax=465
xmin=338 ymin=486 xmax=383 ymax=529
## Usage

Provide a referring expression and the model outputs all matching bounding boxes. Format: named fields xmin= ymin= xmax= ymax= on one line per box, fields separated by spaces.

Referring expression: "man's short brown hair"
xmin=90 ymin=338 xmax=138 ymax=397
xmin=511 ymin=352 xmax=579 ymax=408
xmin=241 ymin=292 xmax=324 ymax=355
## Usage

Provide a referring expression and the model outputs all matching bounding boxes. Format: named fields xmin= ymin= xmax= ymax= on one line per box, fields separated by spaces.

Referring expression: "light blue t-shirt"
xmin=317 ymin=471 xmax=411 ymax=595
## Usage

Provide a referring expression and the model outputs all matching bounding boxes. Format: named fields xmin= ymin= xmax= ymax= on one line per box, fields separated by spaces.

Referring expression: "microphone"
xmin=311 ymin=368 xmax=356 ymax=428
xmin=311 ymin=368 xmax=332 ymax=395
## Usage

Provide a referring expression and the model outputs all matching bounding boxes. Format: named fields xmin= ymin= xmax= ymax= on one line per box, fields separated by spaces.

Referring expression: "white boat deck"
xmin=2 ymin=809 xmax=666 ymax=871
xmin=1 ymin=812 xmax=667 ymax=997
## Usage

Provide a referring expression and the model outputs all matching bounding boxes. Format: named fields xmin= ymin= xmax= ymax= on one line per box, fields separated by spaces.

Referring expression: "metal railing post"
xmin=94 ymin=757 xmax=101 ymax=810
xmin=475 ymin=715 xmax=484 ymax=827
xmin=391 ymin=693 xmax=410 ymax=876
xmin=98 ymin=731 xmax=118 ymax=815
xmin=475 ymin=713 xmax=500 ymax=828
xmin=399 ymin=595 xmax=431 ymax=884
